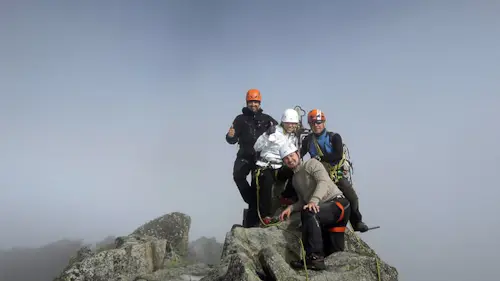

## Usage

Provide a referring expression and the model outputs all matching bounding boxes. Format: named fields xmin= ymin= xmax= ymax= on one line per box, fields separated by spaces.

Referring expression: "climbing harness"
xmin=311 ymin=134 xmax=351 ymax=183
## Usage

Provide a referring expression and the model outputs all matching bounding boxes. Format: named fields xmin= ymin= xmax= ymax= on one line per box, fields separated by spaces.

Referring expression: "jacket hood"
xmin=242 ymin=107 xmax=263 ymax=115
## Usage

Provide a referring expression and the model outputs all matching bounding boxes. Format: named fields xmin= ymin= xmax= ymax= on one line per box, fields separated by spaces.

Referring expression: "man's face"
xmin=283 ymin=151 xmax=300 ymax=169
xmin=247 ymin=101 xmax=260 ymax=112
xmin=310 ymin=121 xmax=325 ymax=134
xmin=282 ymin=122 xmax=298 ymax=134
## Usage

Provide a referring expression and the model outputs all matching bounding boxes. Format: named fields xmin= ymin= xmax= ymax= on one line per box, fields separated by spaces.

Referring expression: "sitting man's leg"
xmin=290 ymin=196 xmax=350 ymax=270
xmin=323 ymin=198 xmax=351 ymax=257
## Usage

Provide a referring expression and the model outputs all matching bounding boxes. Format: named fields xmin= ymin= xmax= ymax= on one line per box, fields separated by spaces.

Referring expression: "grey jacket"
xmin=290 ymin=158 xmax=344 ymax=212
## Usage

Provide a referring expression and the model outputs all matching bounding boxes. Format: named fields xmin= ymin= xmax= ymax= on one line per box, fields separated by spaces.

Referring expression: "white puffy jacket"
xmin=253 ymin=125 xmax=298 ymax=169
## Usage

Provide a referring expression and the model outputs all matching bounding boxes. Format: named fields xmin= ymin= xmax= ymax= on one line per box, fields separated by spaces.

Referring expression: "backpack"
xmin=310 ymin=131 xmax=354 ymax=182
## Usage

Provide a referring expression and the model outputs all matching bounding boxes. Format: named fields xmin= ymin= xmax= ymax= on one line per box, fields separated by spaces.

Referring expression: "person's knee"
xmin=300 ymin=208 xmax=316 ymax=221
xmin=340 ymin=212 xmax=350 ymax=226
xmin=233 ymin=166 xmax=249 ymax=181
xmin=233 ymin=171 xmax=245 ymax=181
xmin=338 ymin=180 xmax=359 ymax=200
xmin=233 ymin=158 xmax=252 ymax=176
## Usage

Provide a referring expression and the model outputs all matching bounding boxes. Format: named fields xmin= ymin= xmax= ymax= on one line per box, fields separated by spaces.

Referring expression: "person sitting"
xmin=279 ymin=143 xmax=351 ymax=271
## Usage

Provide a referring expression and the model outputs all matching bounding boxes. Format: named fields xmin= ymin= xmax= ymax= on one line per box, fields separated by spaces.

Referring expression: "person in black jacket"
xmin=226 ymin=89 xmax=277 ymax=227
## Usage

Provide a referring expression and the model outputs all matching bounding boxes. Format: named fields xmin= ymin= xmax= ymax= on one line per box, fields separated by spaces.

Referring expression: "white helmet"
xmin=281 ymin=108 xmax=299 ymax=123
xmin=280 ymin=142 xmax=298 ymax=159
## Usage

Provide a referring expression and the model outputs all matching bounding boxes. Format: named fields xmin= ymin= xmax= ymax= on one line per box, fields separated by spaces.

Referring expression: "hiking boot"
xmin=290 ymin=253 xmax=326 ymax=271
xmin=352 ymin=221 xmax=369 ymax=232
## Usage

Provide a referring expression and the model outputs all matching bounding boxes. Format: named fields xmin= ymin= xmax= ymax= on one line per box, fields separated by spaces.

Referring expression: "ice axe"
xmin=365 ymin=225 xmax=381 ymax=231
xmin=293 ymin=105 xmax=311 ymax=152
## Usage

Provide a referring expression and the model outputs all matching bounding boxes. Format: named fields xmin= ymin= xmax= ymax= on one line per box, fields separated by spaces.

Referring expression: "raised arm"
xmin=328 ymin=132 xmax=344 ymax=162
xmin=225 ymin=116 xmax=241 ymax=144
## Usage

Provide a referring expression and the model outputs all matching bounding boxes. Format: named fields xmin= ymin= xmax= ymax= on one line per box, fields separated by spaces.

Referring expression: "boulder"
xmin=132 ymin=212 xmax=191 ymax=257
xmin=200 ymin=212 xmax=398 ymax=281
xmin=53 ymin=212 xmax=208 ymax=281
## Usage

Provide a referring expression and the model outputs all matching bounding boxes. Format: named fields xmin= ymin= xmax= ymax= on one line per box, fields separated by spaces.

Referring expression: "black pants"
xmin=276 ymin=166 xmax=298 ymax=200
xmin=301 ymin=197 xmax=351 ymax=257
xmin=245 ymin=167 xmax=277 ymax=227
xmin=233 ymin=157 xmax=255 ymax=205
xmin=336 ymin=178 xmax=363 ymax=225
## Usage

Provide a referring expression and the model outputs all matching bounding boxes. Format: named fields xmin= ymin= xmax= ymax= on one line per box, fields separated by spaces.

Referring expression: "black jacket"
xmin=300 ymin=131 xmax=344 ymax=164
xmin=226 ymin=107 xmax=278 ymax=160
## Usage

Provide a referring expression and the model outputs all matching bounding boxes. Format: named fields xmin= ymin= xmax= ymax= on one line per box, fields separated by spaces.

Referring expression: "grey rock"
xmin=132 ymin=212 xmax=191 ymax=257
xmin=200 ymin=209 xmax=398 ymax=281
xmin=53 ymin=212 xmax=201 ymax=281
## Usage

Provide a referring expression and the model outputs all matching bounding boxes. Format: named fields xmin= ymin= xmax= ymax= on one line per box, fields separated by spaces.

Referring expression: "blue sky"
xmin=1 ymin=1 xmax=499 ymax=280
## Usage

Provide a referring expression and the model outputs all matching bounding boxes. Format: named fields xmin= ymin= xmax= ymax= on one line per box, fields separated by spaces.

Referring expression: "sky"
xmin=0 ymin=0 xmax=499 ymax=280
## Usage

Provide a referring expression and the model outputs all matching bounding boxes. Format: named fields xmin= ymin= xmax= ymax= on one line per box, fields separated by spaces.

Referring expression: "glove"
xmin=262 ymin=217 xmax=272 ymax=225
xmin=261 ymin=216 xmax=280 ymax=225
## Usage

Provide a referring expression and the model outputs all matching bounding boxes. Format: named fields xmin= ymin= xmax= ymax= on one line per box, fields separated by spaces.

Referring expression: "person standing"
xmin=225 ymin=89 xmax=277 ymax=226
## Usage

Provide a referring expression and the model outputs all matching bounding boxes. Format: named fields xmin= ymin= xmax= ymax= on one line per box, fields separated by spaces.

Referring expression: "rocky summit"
xmin=54 ymin=211 xmax=398 ymax=281
xmin=201 ymin=211 xmax=399 ymax=281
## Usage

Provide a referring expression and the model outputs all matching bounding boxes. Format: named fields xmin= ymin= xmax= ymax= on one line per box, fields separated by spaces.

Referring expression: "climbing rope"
xmin=254 ymin=168 xmax=382 ymax=281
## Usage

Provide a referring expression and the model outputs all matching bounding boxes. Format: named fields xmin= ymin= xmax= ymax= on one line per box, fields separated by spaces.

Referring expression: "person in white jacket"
xmin=248 ymin=109 xmax=300 ymax=226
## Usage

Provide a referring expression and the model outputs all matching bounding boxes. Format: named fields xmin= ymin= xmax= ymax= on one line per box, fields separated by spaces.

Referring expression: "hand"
xmin=279 ymin=206 xmax=292 ymax=221
xmin=228 ymin=125 xmax=235 ymax=138
xmin=303 ymin=202 xmax=320 ymax=213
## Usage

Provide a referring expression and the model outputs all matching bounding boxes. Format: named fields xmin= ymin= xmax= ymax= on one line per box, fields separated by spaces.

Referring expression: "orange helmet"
xmin=308 ymin=109 xmax=326 ymax=124
xmin=246 ymin=89 xmax=262 ymax=102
